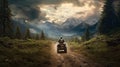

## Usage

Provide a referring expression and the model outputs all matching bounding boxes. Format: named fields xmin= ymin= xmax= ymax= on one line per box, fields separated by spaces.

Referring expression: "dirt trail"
xmin=50 ymin=42 xmax=101 ymax=67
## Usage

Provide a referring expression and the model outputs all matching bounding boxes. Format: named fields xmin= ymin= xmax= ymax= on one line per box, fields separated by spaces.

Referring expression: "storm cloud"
xmin=9 ymin=0 xmax=46 ymax=21
xmin=8 ymin=0 xmax=105 ymax=37
xmin=8 ymin=0 xmax=103 ymax=24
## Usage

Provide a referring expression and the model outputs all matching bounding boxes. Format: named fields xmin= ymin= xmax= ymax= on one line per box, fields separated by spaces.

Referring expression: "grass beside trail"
xmin=69 ymin=34 xmax=120 ymax=67
xmin=0 ymin=37 xmax=52 ymax=67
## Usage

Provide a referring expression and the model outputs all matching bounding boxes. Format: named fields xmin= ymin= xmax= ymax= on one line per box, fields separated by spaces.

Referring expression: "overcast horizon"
xmin=8 ymin=0 xmax=104 ymax=38
xmin=9 ymin=0 xmax=103 ymax=24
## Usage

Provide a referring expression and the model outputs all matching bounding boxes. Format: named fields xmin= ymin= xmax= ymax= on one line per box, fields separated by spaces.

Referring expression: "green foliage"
xmin=40 ymin=30 xmax=45 ymax=40
xmin=74 ymin=37 xmax=80 ymax=42
xmin=15 ymin=26 xmax=22 ymax=39
xmin=97 ymin=0 xmax=120 ymax=35
xmin=82 ymin=25 xmax=90 ymax=41
xmin=71 ymin=33 xmax=120 ymax=66
xmin=117 ymin=1 xmax=120 ymax=19
xmin=35 ymin=34 xmax=39 ymax=40
xmin=0 ymin=0 xmax=13 ymax=37
xmin=24 ymin=28 xmax=31 ymax=39
xmin=68 ymin=42 xmax=81 ymax=52
xmin=0 ymin=37 xmax=52 ymax=67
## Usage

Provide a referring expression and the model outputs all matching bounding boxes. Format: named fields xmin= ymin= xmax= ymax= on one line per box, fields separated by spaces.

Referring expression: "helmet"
xmin=60 ymin=36 xmax=62 ymax=39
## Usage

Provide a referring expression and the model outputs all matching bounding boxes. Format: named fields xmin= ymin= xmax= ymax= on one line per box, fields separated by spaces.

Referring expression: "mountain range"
xmin=13 ymin=18 xmax=98 ymax=39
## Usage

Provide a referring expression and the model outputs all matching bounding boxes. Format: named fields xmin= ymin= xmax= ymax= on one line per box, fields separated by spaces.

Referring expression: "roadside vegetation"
xmin=0 ymin=37 xmax=52 ymax=67
xmin=69 ymin=32 xmax=120 ymax=67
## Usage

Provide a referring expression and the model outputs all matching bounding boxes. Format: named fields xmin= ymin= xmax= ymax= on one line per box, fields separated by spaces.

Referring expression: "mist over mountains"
xmin=13 ymin=18 xmax=97 ymax=39
xmin=8 ymin=0 xmax=103 ymax=39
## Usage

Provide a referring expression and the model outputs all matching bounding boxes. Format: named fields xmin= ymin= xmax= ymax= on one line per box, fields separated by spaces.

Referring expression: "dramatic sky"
xmin=9 ymin=0 xmax=103 ymax=24
xmin=8 ymin=0 xmax=104 ymax=38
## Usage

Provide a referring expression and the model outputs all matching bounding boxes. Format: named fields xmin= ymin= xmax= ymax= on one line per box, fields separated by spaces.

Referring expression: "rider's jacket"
xmin=58 ymin=39 xmax=64 ymax=43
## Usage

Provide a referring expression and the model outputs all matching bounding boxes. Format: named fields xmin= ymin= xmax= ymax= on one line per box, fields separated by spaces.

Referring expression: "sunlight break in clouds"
xmin=38 ymin=0 xmax=103 ymax=24
xmin=39 ymin=3 xmax=96 ymax=24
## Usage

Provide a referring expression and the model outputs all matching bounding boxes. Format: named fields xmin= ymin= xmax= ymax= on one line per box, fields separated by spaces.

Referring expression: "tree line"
xmin=15 ymin=26 xmax=45 ymax=40
xmin=0 ymin=0 xmax=13 ymax=37
xmin=0 ymin=0 xmax=46 ymax=40
xmin=81 ymin=0 xmax=120 ymax=41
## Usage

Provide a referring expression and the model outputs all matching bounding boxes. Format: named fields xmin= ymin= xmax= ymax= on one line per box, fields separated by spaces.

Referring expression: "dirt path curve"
xmin=50 ymin=42 xmax=101 ymax=67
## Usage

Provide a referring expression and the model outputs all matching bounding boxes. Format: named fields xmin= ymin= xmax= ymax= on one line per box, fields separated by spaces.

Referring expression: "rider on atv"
xmin=57 ymin=37 xmax=67 ymax=53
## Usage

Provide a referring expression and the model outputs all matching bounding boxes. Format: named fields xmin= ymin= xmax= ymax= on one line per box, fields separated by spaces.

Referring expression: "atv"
xmin=57 ymin=43 xmax=67 ymax=53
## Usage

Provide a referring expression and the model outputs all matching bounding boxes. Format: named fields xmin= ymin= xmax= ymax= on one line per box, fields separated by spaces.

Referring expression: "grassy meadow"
xmin=0 ymin=37 xmax=52 ymax=67
xmin=69 ymin=33 xmax=120 ymax=67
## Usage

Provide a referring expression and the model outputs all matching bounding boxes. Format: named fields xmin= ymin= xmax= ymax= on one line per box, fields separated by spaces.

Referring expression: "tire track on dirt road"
xmin=50 ymin=42 xmax=101 ymax=67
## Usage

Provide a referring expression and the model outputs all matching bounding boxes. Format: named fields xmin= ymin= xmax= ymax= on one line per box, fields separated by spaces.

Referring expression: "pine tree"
xmin=98 ymin=0 xmax=119 ymax=35
xmin=40 ymin=30 xmax=45 ymax=40
xmin=0 ymin=0 xmax=13 ymax=37
xmin=83 ymin=25 xmax=90 ymax=41
xmin=35 ymin=34 xmax=39 ymax=40
xmin=24 ymin=28 xmax=31 ymax=39
xmin=117 ymin=1 xmax=120 ymax=22
xmin=15 ymin=26 xmax=22 ymax=39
